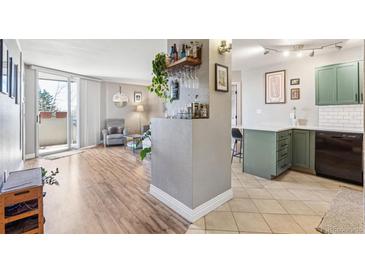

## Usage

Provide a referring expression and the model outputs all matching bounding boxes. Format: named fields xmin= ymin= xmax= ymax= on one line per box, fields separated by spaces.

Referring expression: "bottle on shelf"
xmin=180 ymin=44 xmax=186 ymax=59
xmin=169 ymin=46 xmax=174 ymax=63
xmin=189 ymin=41 xmax=194 ymax=57
xmin=173 ymin=44 xmax=178 ymax=62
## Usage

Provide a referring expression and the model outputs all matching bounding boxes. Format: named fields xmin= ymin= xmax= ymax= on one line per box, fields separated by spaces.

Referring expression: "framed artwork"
xmin=8 ymin=57 xmax=13 ymax=98
xmin=1 ymin=39 xmax=9 ymax=94
xmin=291 ymin=88 xmax=300 ymax=100
xmin=290 ymin=78 xmax=300 ymax=85
xmin=265 ymin=70 xmax=286 ymax=104
xmin=134 ymin=91 xmax=142 ymax=103
xmin=215 ymin=63 xmax=229 ymax=92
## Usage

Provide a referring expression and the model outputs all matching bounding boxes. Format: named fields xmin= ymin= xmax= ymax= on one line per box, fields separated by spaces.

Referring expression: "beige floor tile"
xmin=315 ymin=189 xmax=338 ymax=202
xmin=205 ymin=211 xmax=238 ymax=232
xmin=205 ymin=230 xmax=239 ymax=234
xmin=233 ymin=212 xmax=271 ymax=233
xmin=229 ymin=198 xmax=258 ymax=213
xmin=303 ymin=200 xmax=330 ymax=215
xmin=262 ymin=214 xmax=305 ymax=234
xmin=232 ymin=178 xmax=243 ymax=187
xmin=267 ymin=189 xmax=299 ymax=200
xmin=263 ymin=181 xmax=285 ymax=189
xmin=189 ymin=217 xmax=205 ymax=230
xmin=291 ymin=215 xmax=323 ymax=234
xmin=287 ymin=189 xmax=323 ymax=201
xmin=278 ymin=200 xmax=317 ymax=215
xmin=232 ymin=187 xmax=249 ymax=198
xmin=185 ymin=229 xmax=206 ymax=234
xmin=214 ymin=202 xmax=231 ymax=212
xmin=246 ymin=188 xmax=273 ymax=199
xmin=252 ymin=199 xmax=287 ymax=214
xmin=240 ymin=181 xmax=265 ymax=189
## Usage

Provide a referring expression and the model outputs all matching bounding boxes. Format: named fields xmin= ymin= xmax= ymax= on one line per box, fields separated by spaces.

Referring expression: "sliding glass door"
xmin=36 ymin=71 xmax=79 ymax=155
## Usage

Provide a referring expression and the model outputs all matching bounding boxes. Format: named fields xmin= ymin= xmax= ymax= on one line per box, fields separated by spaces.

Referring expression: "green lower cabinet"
xmin=291 ymin=130 xmax=315 ymax=172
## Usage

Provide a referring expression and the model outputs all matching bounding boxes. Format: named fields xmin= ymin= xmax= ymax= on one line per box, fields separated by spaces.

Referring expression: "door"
xmin=36 ymin=71 xmax=79 ymax=155
xmin=336 ymin=62 xmax=359 ymax=104
xmin=315 ymin=66 xmax=336 ymax=105
xmin=292 ymin=129 xmax=310 ymax=169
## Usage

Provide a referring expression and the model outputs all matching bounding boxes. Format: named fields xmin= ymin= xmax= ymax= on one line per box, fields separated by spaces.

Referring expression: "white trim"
xmin=149 ymin=185 xmax=233 ymax=223
xmin=79 ymin=144 xmax=98 ymax=150
xmin=25 ymin=153 xmax=36 ymax=160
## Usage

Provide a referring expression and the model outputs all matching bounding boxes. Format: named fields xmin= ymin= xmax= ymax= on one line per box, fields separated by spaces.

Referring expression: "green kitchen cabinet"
xmin=359 ymin=60 xmax=364 ymax=103
xmin=336 ymin=62 xmax=359 ymax=104
xmin=315 ymin=65 xmax=336 ymax=105
xmin=315 ymin=61 xmax=361 ymax=105
xmin=244 ymin=129 xmax=292 ymax=179
xmin=291 ymin=130 xmax=315 ymax=172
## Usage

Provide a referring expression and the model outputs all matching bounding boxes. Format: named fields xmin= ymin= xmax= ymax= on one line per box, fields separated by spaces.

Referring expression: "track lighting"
xmin=262 ymin=41 xmax=344 ymax=58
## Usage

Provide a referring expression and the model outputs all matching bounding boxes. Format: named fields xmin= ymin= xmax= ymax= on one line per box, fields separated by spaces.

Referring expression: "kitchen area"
xmin=232 ymin=39 xmax=364 ymax=186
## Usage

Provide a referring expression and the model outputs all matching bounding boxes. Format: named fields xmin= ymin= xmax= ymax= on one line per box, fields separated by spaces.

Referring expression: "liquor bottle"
xmin=169 ymin=46 xmax=174 ymax=62
xmin=189 ymin=41 xmax=194 ymax=57
xmin=180 ymin=44 xmax=186 ymax=59
xmin=173 ymin=44 xmax=178 ymax=62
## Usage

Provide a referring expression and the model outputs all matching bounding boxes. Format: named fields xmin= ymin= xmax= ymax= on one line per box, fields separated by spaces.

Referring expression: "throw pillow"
xmin=108 ymin=126 xmax=123 ymax=134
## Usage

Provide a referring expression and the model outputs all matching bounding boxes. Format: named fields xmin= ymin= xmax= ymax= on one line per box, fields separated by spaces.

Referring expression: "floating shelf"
xmin=167 ymin=56 xmax=201 ymax=70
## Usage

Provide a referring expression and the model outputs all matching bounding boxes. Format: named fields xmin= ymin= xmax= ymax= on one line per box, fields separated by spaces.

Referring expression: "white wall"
xmin=241 ymin=46 xmax=364 ymax=127
xmin=0 ymin=39 xmax=23 ymax=178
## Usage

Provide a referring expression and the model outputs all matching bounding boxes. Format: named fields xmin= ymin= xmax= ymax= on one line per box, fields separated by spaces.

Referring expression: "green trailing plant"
xmin=148 ymin=53 xmax=170 ymax=101
xmin=41 ymin=167 xmax=60 ymax=186
xmin=138 ymin=129 xmax=152 ymax=161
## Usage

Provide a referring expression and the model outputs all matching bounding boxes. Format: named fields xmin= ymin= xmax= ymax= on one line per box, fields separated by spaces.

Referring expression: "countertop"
xmin=241 ymin=125 xmax=364 ymax=134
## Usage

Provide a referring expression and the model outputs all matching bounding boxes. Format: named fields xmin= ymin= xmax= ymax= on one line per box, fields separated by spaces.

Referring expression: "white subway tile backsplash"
xmin=318 ymin=104 xmax=363 ymax=130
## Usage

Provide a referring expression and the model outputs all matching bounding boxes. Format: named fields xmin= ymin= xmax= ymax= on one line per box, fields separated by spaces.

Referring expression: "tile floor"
xmin=186 ymin=159 xmax=363 ymax=234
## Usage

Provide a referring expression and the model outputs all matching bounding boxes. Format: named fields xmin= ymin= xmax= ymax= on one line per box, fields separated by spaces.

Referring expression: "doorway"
xmin=36 ymin=71 xmax=79 ymax=156
xmin=231 ymin=81 xmax=242 ymax=126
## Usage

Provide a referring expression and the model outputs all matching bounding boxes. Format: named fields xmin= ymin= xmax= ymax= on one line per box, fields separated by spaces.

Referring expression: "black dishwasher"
xmin=315 ymin=131 xmax=363 ymax=185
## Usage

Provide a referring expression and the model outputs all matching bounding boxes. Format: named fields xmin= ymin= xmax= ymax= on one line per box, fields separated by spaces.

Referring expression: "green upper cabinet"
xmin=316 ymin=66 xmax=336 ymax=105
xmin=359 ymin=60 xmax=364 ymax=103
xmin=336 ymin=62 xmax=359 ymax=104
xmin=315 ymin=61 xmax=362 ymax=105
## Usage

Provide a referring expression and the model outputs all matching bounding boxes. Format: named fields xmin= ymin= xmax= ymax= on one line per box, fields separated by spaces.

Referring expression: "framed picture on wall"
xmin=290 ymin=78 xmax=300 ymax=85
xmin=1 ymin=39 xmax=9 ymax=94
xmin=215 ymin=63 xmax=229 ymax=92
xmin=265 ymin=70 xmax=286 ymax=104
xmin=291 ymin=88 xmax=300 ymax=100
xmin=134 ymin=91 xmax=142 ymax=103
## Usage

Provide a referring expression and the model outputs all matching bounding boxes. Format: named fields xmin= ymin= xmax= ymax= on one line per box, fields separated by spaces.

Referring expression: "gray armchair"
xmin=102 ymin=119 xmax=128 ymax=147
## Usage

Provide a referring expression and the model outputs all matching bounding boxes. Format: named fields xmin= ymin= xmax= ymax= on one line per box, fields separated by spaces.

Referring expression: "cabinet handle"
xmin=361 ymin=93 xmax=363 ymax=102
xmin=355 ymin=93 xmax=358 ymax=102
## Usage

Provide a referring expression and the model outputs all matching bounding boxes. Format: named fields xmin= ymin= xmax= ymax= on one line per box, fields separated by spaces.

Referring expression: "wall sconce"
xmin=218 ymin=40 xmax=232 ymax=54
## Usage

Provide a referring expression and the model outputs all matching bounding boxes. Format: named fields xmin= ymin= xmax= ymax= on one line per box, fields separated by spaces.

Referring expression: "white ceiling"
xmin=232 ymin=39 xmax=364 ymax=71
xmin=19 ymin=39 xmax=167 ymax=84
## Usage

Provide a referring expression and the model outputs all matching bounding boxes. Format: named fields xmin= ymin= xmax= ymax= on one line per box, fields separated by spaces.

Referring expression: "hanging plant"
xmin=148 ymin=53 xmax=170 ymax=100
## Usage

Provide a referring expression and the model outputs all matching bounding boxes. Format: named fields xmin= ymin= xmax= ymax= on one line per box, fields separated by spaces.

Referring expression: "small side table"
xmin=126 ymin=134 xmax=143 ymax=153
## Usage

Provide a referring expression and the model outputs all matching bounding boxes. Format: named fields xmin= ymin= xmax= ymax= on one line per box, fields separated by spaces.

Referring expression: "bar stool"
xmin=231 ymin=128 xmax=243 ymax=163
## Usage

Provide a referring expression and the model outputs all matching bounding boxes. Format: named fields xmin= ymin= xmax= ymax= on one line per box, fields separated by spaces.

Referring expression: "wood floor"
xmin=25 ymin=146 xmax=190 ymax=233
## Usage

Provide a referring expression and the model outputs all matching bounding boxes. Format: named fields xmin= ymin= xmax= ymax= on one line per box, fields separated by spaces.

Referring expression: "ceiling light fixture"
xmin=262 ymin=41 xmax=344 ymax=58
xmin=335 ymin=43 xmax=343 ymax=50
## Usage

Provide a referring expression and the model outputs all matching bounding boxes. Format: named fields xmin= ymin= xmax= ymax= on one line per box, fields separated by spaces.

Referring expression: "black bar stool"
xmin=231 ymin=128 xmax=243 ymax=163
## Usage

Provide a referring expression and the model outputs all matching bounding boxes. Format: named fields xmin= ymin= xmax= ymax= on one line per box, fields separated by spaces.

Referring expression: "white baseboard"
xmin=25 ymin=153 xmax=36 ymax=160
xmin=149 ymin=185 xmax=233 ymax=223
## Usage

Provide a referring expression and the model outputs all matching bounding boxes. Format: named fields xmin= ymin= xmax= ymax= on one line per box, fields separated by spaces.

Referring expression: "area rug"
xmin=316 ymin=187 xmax=364 ymax=234
xmin=43 ymin=150 xmax=84 ymax=160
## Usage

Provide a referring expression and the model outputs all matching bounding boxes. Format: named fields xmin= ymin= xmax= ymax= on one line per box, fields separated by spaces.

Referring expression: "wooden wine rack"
xmin=0 ymin=185 xmax=44 ymax=234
